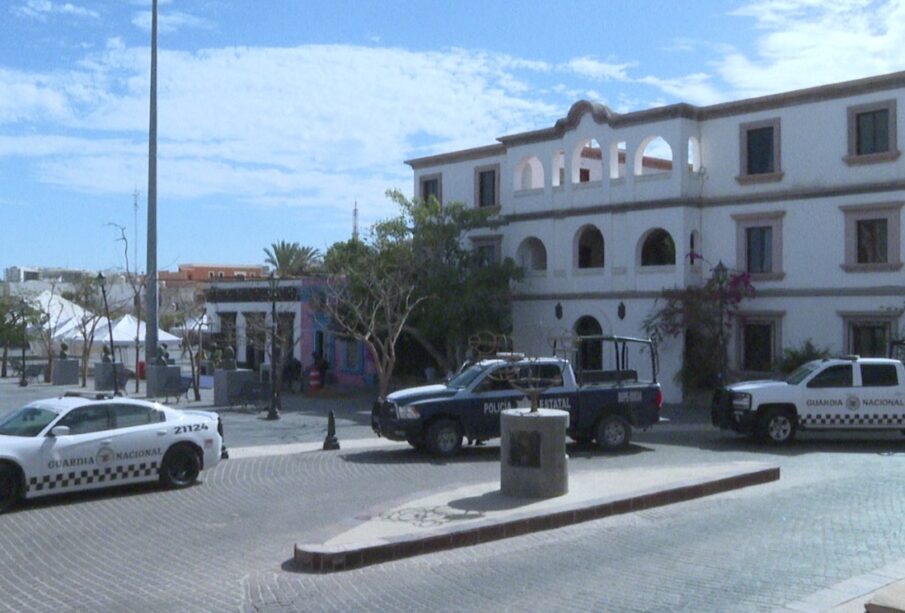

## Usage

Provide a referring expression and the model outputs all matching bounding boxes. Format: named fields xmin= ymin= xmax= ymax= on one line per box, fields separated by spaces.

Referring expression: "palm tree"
xmin=264 ymin=241 xmax=321 ymax=277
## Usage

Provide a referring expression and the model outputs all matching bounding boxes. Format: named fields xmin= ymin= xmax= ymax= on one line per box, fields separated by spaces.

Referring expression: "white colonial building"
xmin=405 ymin=70 xmax=905 ymax=401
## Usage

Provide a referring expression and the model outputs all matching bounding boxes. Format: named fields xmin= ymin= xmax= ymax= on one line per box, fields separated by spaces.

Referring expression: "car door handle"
xmin=157 ymin=429 xmax=167 ymax=436
xmin=101 ymin=439 xmax=112 ymax=445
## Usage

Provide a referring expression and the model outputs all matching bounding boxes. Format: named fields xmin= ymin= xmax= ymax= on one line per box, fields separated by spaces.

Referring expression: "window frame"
xmin=736 ymin=117 xmax=783 ymax=184
xmin=839 ymin=310 xmax=901 ymax=357
xmin=419 ymin=173 xmax=443 ymax=203
xmin=574 ymin=225 xmax=605 ymax=271
xmin=845 ymin=99 xmax=900 ymax=165
xmin=470 ymin=234 xmax=502 ymax=267
xmin=732 ymin=211 xmax=785 ymax=280
xmin=735 ymin=311 xmax=783 ymax=374
xmin=839 ymin=202 xmax=903 ymax=272
xmin=473 ymin=164 xmax=500 ymax=210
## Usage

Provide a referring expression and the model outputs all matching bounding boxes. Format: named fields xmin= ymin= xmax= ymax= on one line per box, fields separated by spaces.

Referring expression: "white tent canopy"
xmin=27 ymin=290 xmax=97 ymax=341
xmin=92 ymin=314 xmax=180 ymax=347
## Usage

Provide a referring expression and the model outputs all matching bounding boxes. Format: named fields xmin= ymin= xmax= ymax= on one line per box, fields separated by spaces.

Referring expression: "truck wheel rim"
xmin=769 ymin=417 xmax=791 ymax=441
xmin=437 ymin=429 xmax=457 ymax=452
xmin=604 ymin=422 xmax=626 ymax=446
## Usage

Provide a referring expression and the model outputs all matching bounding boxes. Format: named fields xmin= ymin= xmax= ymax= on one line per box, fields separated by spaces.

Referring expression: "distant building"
xmin=159 ymin=264 xmax=268 ymax=283
xmin=204 ymin=278 xmax=377 ymax=388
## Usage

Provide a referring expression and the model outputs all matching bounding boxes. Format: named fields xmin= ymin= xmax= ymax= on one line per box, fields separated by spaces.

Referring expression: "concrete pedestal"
xmin=500 ymin=408 xmax=569 ymax=499
xmin=147 ymin=365 xmax=182 ymax=399
xmin=94 ymin=362 xmax=126 ymax=391
xmin=52 ymin=359 xmax=79 ymax=385
xmin=213 ymin=369 xmax=256 ymax=406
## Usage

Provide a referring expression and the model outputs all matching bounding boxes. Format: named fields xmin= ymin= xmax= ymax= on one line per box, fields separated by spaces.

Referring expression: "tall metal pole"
xmin=144 ymin=0 xmax=159 ymax=395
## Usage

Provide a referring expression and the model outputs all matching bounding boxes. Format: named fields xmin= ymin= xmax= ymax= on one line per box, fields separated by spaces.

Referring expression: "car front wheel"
xmin=0 ymin=465 xmax=21 ymax=514
xmin=160 ymin=445 xmax=201 ymax=489
xmin=426 ymin=419 xmax=462 ymax=457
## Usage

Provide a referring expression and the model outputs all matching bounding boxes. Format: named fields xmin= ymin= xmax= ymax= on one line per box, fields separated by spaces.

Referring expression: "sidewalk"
xmin=294 ymin=460 xmax=780 ymax=573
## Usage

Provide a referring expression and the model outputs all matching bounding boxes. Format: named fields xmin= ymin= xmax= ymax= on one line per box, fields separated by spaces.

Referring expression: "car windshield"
xmin=0 ymin=406 xmax=60 ymax=437
xmin=785 ymin=361 xmax=820 ymax=385
xmin=447 ymin=363 xmax=492 ymax=389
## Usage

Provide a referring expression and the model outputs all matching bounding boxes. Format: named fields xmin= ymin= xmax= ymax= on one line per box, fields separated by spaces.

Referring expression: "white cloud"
xmin=12 ymin=0 xmax=99 ymax=20
xmin=0 ymin=43 xmax=559 ymax=211
xmin=131 ymin=9 xmax=212 ymax=33
xmin=563 ymin=56 xmax=634 ymax=81
xmin=637 ymin=73 xmax=727 ymax=106
xmin=717 ymin=0 xmax=905 ymax=97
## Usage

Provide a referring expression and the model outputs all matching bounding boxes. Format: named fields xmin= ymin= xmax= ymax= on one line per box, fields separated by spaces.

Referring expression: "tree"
xmin=67 ymin=276 xmax=112 ymax=387
xmin=109 ymin=222 xmax=147 ymax=393
xmin=387 ymin=189 xmax=520 ymax=372
xmin=27 ymin=280 xmax=67 ymax=382
xmin=0 ymin=297 xmax=39 ymax=378
xmin=169 ymin=297 xmax=207 ymax=401
xmin=323 ymin=213 xmax=428 ymax=399
xmin=642 ymin=272 xmax=754 ymax=389
xmin=263 ymin=241 xmax=321 ymax=277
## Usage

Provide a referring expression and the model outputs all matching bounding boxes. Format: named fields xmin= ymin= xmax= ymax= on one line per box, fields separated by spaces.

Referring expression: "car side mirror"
xmin=50 ymin=425 xmax=71 ymax=437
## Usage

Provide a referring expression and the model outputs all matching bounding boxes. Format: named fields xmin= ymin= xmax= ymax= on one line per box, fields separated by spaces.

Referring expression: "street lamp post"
xmin=97 ymin=273 xmax=119 ymax=396
xmin=18 ymin=299 xmax=28 ymax=387
xmin=712 ymin=260 xmax=729 ymax=389
xmin=266 ymin=272 xmax=281 ymax=420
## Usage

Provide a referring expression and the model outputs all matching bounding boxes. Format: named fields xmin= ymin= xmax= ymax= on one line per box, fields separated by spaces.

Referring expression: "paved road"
xmin=3 ymin=377 xmax=905 ymax=611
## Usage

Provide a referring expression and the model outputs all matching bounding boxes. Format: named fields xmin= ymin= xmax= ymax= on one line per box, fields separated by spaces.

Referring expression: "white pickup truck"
xmin=712 ymin=356 xmax=905 ymax=444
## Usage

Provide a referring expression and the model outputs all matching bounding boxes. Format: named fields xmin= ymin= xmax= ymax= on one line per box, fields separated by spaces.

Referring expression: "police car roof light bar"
xmin=61 ymin=391 xmax=116 ymax=400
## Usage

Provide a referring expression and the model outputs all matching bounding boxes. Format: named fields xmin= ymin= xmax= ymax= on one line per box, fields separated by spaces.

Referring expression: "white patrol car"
xmin=712 ymin=356 xmax=905 ymax=444
xmin=0 ymin=392 xmax=226 ymax=512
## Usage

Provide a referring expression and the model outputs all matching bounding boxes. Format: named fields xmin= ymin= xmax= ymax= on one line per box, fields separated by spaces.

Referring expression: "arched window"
xmin=517 ymin=237 xmax=547 ymax=272
xmin=572 ymin=139 xmax=603 ymax=184
xmin=640 ymin=228 xmax=676 ymax=266
xmin=575 ymin=315 xmax=603 ymax=372
xmin=635 ymin=136 xmax=673 ymax=175
xmin=552 ymin=150 xmax=565 ymax=187
xmin=576 ymin=226 xmax=604 ymax=269
xmin=687 ymin=136 xmax=702 ymax=172
xmin=514 ymin=156 xmax=544 ymax=191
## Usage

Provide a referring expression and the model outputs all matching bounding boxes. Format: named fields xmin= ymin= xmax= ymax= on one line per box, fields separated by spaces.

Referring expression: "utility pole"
xmin=144 ymin=0 xmax=159 ymax=395
xmin=133 ymin=187 xmax=140 ymax=274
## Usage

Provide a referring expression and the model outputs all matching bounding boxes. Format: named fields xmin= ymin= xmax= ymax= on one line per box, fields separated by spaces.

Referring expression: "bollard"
xmin=323 ymin=410 xmax=340 ymax=450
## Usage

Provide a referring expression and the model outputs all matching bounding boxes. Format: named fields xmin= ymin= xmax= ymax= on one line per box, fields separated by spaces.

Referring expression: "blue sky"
xmin=2 ymin=0 xmax=904 ymax=274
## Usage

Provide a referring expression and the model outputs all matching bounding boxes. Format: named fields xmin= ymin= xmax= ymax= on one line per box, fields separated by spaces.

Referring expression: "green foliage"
xmin=642 ymin=273 xmax=755 ymax=389
xmin=264 ymin=240 xmax=321 ymax=277
xmin=778 ymin=339 xmax=831 ymax=374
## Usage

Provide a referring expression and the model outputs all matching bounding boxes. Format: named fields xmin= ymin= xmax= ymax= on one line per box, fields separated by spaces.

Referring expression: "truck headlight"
xmin=731 ymin=393 xmax=752 ymax=410
xmin=395 ymin=404 xmax=420 ymax=419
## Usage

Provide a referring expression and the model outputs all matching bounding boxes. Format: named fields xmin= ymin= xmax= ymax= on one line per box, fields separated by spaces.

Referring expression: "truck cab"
xmin=712 ymin=356 xmax=905 ymax=443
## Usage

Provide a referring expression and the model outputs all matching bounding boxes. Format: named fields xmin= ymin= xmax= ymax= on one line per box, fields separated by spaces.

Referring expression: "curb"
xmin=294 ymin=465 xmax=780 ymax=573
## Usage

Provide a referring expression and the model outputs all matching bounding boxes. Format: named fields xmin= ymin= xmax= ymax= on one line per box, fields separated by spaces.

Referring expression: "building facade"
xmin=406 ymin=71 xmax=905 ymax=401
xmin=204 ymin=278 xmax=377 ymax=387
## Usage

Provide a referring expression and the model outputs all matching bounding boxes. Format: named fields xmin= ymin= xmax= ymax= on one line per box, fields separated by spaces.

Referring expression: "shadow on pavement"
xmin=637 ymin=423 xmax=905 ymax=457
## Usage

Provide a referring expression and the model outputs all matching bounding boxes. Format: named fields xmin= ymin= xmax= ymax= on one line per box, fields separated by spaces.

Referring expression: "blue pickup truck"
xmin=372 ymin=335 xmax=663 ymax=456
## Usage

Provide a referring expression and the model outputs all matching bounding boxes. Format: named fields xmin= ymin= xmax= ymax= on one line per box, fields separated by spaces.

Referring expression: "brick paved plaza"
xmin=2 ymin=378 xmax=905 ymax=611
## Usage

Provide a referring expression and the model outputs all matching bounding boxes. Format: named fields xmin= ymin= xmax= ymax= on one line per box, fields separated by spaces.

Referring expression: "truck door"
xmin=804 ymin=364 xmax=855 ymax=428
xmin=471 ymin=365 xmax=524 ymax=437
xmin=858 ymin=362 xmax=904 ymax=427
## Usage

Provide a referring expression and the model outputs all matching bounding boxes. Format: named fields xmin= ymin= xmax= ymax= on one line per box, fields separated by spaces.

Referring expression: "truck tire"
xmin=0 ymin=464 xmax=22 ymax=514
xmin=596 ymin=415 xmax=632 ymax=450
xmin=426 ymin=419 xmax=462 ymax=457
xmin=758 ymin=407 xmax=796 ymax=445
